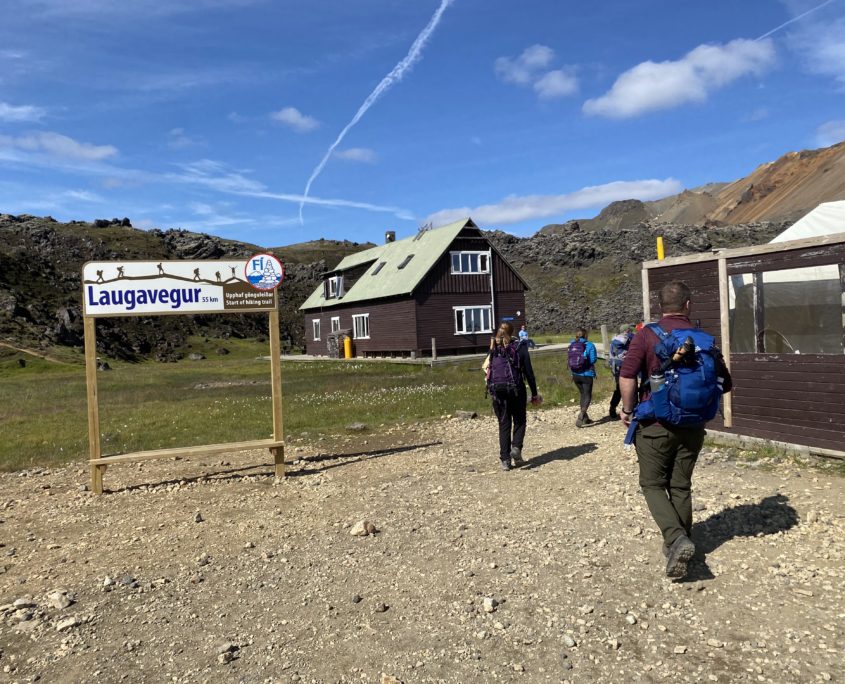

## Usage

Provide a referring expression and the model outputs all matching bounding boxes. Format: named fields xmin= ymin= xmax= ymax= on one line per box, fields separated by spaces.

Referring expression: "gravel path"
xmin=1 ymin=402 xmax=842 ymax=683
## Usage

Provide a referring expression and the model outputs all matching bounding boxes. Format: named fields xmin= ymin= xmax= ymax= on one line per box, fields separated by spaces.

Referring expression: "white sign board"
xmin=82 ymin=255 xmax=283 ymax=318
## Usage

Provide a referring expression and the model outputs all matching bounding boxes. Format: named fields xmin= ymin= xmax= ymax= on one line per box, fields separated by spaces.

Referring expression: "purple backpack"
xmin=568 ymin=339 xmax=588 ymax=372
xmin=486 ymin=342 xmax=523 ymax=396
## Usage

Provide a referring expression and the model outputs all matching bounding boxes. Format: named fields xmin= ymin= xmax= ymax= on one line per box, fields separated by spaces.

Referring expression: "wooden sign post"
xmin=82 ymin=255 xmax=286 ymax=494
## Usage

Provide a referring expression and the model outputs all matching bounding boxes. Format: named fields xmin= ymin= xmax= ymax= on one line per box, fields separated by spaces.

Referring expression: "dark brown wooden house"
xmin=300 ymin=218 xmax=529 ymax=357
xmin=641 ymin=231 xmax=845 ymax=456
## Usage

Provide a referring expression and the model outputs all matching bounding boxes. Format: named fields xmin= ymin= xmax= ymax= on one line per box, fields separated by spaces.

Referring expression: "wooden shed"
xmin=300 ymin=218 xmax=529 ymax=358
xmin=641 ymin=232 xmax=845 ymax=456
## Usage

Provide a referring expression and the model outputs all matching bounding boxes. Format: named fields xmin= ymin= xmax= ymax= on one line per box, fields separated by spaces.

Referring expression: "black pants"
xmin=572 ymin=375 xmax=594 ymax=417
xmin=609 ymin=376 xmax=621 ymax=413
xmin=492 ymin=384 xmax=527 ymax=462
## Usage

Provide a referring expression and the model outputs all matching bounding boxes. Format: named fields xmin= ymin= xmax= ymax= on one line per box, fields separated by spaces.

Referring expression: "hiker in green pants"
xmin=619 ymin=281 xmax=732 ymax=579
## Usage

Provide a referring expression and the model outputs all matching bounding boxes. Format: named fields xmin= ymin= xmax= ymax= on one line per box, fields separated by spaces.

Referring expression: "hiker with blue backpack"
xmin=486 ymin=321 xmax=542 ymax=471
xmin=608 ymin=323 xmax=635 ymax=419
xmin=619 ymin=281 xmax=732 ymax=580
xmin=568 ymin=327 xmax=597 ymax=428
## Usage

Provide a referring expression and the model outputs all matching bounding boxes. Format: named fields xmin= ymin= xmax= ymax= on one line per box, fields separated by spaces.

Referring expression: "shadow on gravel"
xmin=289 ymin=442 xmax=442 ymax=477
xmin=681 ymin=494 xmax=799 ymax=582
xmin=521 ymin=442 xmax=598 ymax=470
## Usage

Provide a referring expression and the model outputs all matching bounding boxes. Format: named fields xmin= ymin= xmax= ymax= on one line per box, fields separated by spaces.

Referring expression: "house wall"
xmin=414 ymin=243 xmax=527 ymax=354
xmin=645 ymin=241 xmax=845 ymax=451
xmin=303 ymin=298 xmax=417 ymax=357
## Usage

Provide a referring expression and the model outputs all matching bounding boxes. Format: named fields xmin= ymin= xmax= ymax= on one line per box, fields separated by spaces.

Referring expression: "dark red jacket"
xmin=620 ymin=314 xmax=733 ymax=395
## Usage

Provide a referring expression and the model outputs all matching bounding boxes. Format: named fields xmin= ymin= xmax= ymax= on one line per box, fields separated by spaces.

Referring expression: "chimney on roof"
xmin=385 ymin=230 xmax=396 ymax=244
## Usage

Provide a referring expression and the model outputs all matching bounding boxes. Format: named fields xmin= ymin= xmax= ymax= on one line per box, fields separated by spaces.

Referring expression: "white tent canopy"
xmin=770 ymin=199 xmax=845 ymax=243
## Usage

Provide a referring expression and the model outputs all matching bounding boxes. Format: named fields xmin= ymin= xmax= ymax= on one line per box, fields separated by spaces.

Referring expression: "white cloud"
xmin=533 ymin=69 xmax=578 ymax=99
xmin=426 ymin=178 xmax=683 ymax=226
xmin=494 ymin=44 xmax=555 ymax=85
xmin=62 ymin=189 xmax=104 ymax=202
xmin=495 ymin=44 xmax=578 ymax=100
xmin=0 ymin=131 xmax=117 ymax=160
xmin=583 ymin=39 xmax=776 ymax=119
xmin=785 ymin=4 xmax=845 ymax=86
xmin=815 ymin=119 xmax=845 ymax=146
xmin=271 ymin=106 xmax=320 ymax=133
xmin=334 ymin=147 xmax=377 ymax=163
xmin=167 ymin=127 xmax=203 ymax=149
xmin=0 ymin=102 xmax=46 ymax=122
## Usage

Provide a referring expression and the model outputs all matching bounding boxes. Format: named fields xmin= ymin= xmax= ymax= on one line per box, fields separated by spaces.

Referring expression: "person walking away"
xmin=608 ymin=324 xmax=635 ymax=419
xmin=568 ymin=327 xmax=597 ymax=427
xmin=486 ymin=322 xmax=542 ymax=471
xmin=619 ymin=281 xmax=732 ymax=579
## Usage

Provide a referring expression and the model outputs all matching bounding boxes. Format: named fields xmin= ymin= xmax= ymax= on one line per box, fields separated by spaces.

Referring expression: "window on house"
xmin=450 ymin=251 xmax=490 ymax=274
xmin=331 ymin=316 xmax=340 ymax=333
xmin=454 ymin=306 xmax=492 ymax=334
xmin=352 ymin=313 xmax=370 ymax=339
xmin=312 ymin=319 xmax=321 ymax=341
xmin=397 ymin=254 xmax=414 ymax=269
xmin=371 ymin=261 xmax=386 ymax=276
xmin=326 ymin=275 xmax=344 ymax=298
xmin=729 ymin=265 xmax=844 ymax=354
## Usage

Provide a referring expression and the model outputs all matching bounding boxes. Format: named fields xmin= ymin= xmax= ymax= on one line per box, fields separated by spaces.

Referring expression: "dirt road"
xmin=1 ymin=402 xmax=842 ymax=683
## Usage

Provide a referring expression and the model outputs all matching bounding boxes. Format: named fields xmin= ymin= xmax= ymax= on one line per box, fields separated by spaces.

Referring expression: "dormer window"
xmin=451 ymin=251 xmax=490 ymax=274
xmin=326 ymin=275 xmax=344 ymax=299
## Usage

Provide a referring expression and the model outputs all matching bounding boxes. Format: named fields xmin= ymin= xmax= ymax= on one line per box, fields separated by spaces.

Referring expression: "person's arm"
xmin=518 ymin=343 xmax=539 ymax=397
xmin=587 ymin=342 xmax=598 ymax=366
xmin=619 ymin=377 xmax=638 ymax=425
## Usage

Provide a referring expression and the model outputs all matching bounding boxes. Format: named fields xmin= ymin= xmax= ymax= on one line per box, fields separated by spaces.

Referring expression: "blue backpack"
xmin=608 ymin=333 xmax=632 ymax=377
xmin=635 ymin=324 xmax=723 ymax=426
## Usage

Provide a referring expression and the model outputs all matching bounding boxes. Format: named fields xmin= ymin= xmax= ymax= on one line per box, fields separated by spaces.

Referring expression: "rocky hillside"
xmin=0 ymin=214 xmax=368 ymax=361
xmin=491 ymin=219 xmax=787 ymax=333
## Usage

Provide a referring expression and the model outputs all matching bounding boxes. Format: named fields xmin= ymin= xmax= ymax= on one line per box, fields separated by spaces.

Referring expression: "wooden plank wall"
xmin=645 ymin=261 xmax=722 ymax=345
xmin=303 ymin=298 xmax=417 ymax=356
xmin=647 ymin=242 xmax=845 ymax=451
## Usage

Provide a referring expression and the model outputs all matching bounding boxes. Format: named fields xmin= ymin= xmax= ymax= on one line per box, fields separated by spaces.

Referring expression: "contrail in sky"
xmin=756 ymin=0 xmax=835 ymax=40
xmin=298 ymin=0 xmax=455 ymax=224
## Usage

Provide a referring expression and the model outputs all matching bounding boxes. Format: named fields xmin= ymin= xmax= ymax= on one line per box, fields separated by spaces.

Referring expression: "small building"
xmin=641 ymin=218 xmax=845 ymax=455
xmin=300 ymin=218 xmax=529 ymax=358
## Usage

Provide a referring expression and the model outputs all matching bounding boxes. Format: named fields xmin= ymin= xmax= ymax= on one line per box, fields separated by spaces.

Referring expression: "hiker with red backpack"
xmin=486 ymin=322 xmax=542 ymax=471
xmin=568 ymin=327 xmax=597 ymax=427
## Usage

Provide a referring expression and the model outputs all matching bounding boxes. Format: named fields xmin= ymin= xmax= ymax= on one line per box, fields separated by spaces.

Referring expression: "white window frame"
xmin=450 ymin=250 xmax=490 ymax=275
xmin=453 ymin=305 xmax=492 ymax=335
xmin=327 ymin=275 xmax=344 ymax=298
xmin=330 ymin=316 xmax=340 ymax=333
xmin=312 ymin=319 xmax=321 ymax=341
xmin=352 ymin=313 xmax=370 ymax=340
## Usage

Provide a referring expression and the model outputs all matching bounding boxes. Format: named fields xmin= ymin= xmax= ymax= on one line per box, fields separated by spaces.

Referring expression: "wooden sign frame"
xmin=82 ymin=259 xmax=285 ymax=494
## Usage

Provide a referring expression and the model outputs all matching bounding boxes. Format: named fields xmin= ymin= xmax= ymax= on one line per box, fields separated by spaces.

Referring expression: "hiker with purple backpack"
xmin=486 ymin=322 xmax=542 ymax=471
xmin=568 ymin=327 xmax=597 ymax=427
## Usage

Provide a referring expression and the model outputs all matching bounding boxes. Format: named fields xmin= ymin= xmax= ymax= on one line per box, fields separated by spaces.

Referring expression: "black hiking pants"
xmin=609 ymin=375 xmax=621 ymax=414
xmin=492 ymin=384 xmax=527 ymax=462
xmin=571 ymin=375 xmax=594 ymax=418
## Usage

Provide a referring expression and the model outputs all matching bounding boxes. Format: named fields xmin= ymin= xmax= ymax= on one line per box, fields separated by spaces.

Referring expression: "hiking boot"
xmin=609 ymin=409 xmax=619 ymax=420
xmin=499 ymin=460 xmax=512 ymax=472
xmin=582 ymin=415 xmax=594 ymax=425
xmin=661 ymin=543 xmax=670 ymax=558
xmin=510 ymin=447 xmax=525 ymax=466
xmin=665 ymin=535 xmax=695 ymax=578
xmin=575 ymin=415 xmax=584 ymax=428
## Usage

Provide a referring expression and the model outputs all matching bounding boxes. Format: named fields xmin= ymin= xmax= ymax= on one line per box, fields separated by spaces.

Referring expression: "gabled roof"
xmin=299 ymin=218 xmax=477 ymax=310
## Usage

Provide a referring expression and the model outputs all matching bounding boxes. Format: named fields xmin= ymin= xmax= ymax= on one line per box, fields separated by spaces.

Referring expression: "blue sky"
xmin=1 ymin=0 xmax=844 ymax=247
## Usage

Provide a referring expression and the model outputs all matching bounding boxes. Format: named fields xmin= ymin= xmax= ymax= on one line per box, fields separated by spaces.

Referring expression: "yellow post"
xmin=656 ymin=236 xmax=665 ymax=260
xmin=343 ymin=335 xmax=353 ymax=359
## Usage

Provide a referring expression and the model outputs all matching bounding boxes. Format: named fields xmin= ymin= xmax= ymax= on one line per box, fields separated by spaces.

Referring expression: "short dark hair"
xmin=576 ymin=327 xmax=588 ymax=339
xmin=659 ymin=281 xmax=691 ymax=313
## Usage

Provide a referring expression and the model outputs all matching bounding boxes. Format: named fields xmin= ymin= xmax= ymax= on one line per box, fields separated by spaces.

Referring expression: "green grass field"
xmin=0 ymin=339 xmax=614 ymax=471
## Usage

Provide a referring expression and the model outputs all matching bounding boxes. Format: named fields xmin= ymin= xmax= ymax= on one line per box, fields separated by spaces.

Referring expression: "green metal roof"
xmin=299 ymin=218 xmax=475 ymax=310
